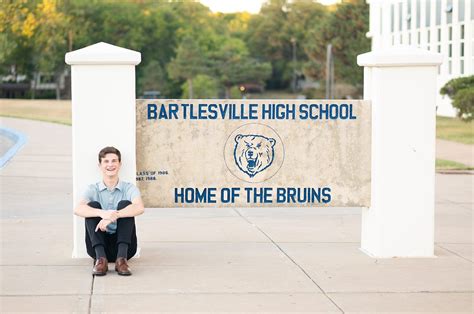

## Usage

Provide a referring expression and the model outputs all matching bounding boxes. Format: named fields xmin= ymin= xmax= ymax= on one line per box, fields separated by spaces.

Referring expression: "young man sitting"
xmin=74 ymin=146 xmax=144 ymax=276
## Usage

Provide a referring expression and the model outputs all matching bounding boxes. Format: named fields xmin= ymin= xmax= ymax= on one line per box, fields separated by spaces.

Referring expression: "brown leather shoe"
xmin=92 ymin=257 xmax=108 ymax=276
xmin=115 ymin=257 xmax=132 ymax=276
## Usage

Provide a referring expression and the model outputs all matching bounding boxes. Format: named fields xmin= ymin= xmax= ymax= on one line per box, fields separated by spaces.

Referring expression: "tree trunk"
xmin=55 ymin=71 xmax=61 ymax=100
xmin=68 ymin=30 xmax=73 ymax=51
xmin=31 ymin=72 xmax=36 ymax=99
xmin=188 ymin=78 xmax=193 ymax=98
xmin=225 ymin=86 xmax=231 ymax=99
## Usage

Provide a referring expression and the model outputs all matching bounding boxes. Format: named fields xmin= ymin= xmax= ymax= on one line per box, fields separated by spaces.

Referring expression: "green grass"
xmin=0 ymin=113 xmax=71 ymax=126
xmin=436 ymin=159 xmax=473 ymax=170
xmin=0 ymin=99 xmax=71 ymax=125
xmin=436 ymin=116 xmax=473 ymax=145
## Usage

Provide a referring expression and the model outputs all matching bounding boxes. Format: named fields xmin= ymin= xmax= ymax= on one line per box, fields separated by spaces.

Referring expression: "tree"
xmin=139 ymin=5 xmax=181 ymax=68
xmin=138 ymin=60 xmax=166 ymax=96
xmin=440 ymin=75 xmax=474 ymax=98
xmin=213 ymin=12 xmax=252 ymax=40
xmin=246 ymin=0 xmax=289 ymax=89
xmin=245 ymin=0 xmax=328 ymax=90
xmin=3 ymin=0 xmax=363 ymax=100
xmin=181 ymin=74 xmax=219 ymax=99
xmin=452 ymin=88 xmax=474 ymax=121
xmin=0 ymin=0 xmax=75 ymax=99
xmin=167 ymin=35 xmax=209 ymax=98
xmin=32 ymin=0 xmax=70 ymax=99
xmin=440 ymin=76 xmax=474 ymax=121
xmin=211 ymin=37 xmax=271 ymax=98
xmin=0 ymin=0 xmax=38 ymax=82
xmin=304 ymin=0 xmax=370 ymax=91
xmin=285 ymin=0 xmax=327 ymax=85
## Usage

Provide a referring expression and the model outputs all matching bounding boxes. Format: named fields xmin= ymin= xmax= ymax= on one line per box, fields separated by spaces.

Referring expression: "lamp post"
xmin=326 ymin=44 xmax=334 ymax=99
xmin=291 ymin=37 xmax=297 ymax=93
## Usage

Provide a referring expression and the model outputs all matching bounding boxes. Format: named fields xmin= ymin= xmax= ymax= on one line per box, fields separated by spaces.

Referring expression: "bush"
xmin=229 ymin=86 xmax=242 ymax=99
xmin=181 ymin=75 xmax=219 ymax=99
xmin=453 ymin=88 xmax=474 ymax=121
xmin=440 ymin=76 xmax=474 ymax=98
xmin=440 ymin=75 xmax=474 ymax=121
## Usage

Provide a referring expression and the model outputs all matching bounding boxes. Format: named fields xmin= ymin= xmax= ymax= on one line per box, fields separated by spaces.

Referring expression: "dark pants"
xmin=85 ymin=200 xmax=137 ymax=262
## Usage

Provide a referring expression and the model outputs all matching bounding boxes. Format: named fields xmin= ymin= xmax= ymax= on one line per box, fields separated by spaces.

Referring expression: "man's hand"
xmin=99 ymin=210 xmax=119 ymax=222
xmin=95 ymin=219 xmax=112 ymax=232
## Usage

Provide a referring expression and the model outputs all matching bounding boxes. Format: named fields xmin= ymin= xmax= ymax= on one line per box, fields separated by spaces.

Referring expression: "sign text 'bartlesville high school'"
xmin=136 ymin=100 xmax=371 ymax=208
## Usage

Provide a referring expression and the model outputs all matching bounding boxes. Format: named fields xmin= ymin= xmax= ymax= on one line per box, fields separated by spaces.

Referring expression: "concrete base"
xmin=359 ymin=247 xmax=437 ymax=259
xmin=1 ymin=117 xmax=472 ymax=313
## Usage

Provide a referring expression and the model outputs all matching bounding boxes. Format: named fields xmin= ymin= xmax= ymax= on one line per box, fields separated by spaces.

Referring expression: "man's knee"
xmin=117 ymin=200 xmax=131 ymax=211
xmin=85 ymin=216 xmax=101 ymax=227
xmin=85 ymin=202 xmax=101 ymax=229
xmin=88 ymin=201 xmax=102 ymax=209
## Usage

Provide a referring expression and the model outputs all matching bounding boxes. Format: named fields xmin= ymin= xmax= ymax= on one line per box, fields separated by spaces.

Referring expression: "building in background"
xmin=367 ymin=0 xmax=473 ymax=117
xmin=0 ymin=69 xmax=70 ymax=99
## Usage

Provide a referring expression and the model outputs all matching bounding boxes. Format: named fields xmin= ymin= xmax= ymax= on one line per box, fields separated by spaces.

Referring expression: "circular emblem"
xmin=224 ymin=123 xmax=284 ymax=183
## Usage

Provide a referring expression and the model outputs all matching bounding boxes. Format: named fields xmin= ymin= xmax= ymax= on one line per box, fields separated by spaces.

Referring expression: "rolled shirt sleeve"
xmin=82 ymin=184 xmax=98 ymax=202
xmin=127 ymin=184 xmax=141 ymax=201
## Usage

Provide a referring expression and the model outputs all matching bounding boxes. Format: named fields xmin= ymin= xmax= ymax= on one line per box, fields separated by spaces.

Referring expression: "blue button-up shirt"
xmin=83 ymin=180 xmax=140 ymax=234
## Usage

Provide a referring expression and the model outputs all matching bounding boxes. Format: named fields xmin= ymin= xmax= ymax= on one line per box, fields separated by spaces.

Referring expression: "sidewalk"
xmin=436 ymin=139 xmax=474 ymax=167
xmin=0 ymin=117 xmax=472 ymax=313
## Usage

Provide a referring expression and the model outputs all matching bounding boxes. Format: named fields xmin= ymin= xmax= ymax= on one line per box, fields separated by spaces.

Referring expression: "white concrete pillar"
xmin=65 ymin=42 xmax=141 ymax=258
xmin=357 ymin=47 xmax=443 ymax=258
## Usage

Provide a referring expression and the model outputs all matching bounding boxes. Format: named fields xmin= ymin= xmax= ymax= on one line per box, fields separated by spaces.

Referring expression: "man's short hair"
xmin=98 ymin=146 xmax=121 ymax=163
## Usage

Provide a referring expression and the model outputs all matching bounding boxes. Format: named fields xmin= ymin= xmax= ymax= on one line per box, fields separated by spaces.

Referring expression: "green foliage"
xmin=440 ymin=76 xmax=474 ymax=98
xmin=167 ymin=35 xmax=209 ymax=81
xmin=2 ymin=0 xmax=368 ymax=98
xmin=0 ymin=0 xmax=38 ymax=77
xmin=285 ymin=0 xmax=327 ymax=83
xmin=246 ymin=0 xmax=291 ymax=88
xmin=181 ymin=74 xmax=219 ymax=99
xmin=214 ymin=12 xmax=252 ymax=39
xmin=137 ymin=60 xmax=166 ymax=96
xmin=304 ymin=0 xmax=370 ymax=89
xmin=32 ymin=1 xmax=70 ymax=74
xmin=229 ymin=86 xmax=242 ymax=99
xmin=440 ymin=76 xmax=474 ymax=121
xmin=211 ymin=37 xmax=272 ymax=97
xmin=453 ymin=88 xmax=474 ymax=121
xmin=167 ymin=34 xmax=210 ymax=98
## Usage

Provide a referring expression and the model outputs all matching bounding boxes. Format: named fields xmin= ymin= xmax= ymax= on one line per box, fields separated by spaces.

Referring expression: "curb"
xmin=0 ymin=126 xmax=27 ymax=169
xmin=436 ymin=170 xmax=474 ymax=175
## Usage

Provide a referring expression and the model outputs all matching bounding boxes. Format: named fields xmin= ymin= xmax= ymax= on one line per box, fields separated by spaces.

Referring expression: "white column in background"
xmin=65 ymin=42 xmax=141 ymax=258
xmin=358 ymin=47 xmax=443 ymax=258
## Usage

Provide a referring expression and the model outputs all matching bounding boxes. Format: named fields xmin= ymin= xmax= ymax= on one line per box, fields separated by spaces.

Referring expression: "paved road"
xmin=0 ymin=117 xmax=472 ymax=313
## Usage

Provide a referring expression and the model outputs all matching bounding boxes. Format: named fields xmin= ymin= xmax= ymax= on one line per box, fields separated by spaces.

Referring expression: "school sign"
xmin=67 ymin=42 xmax=442 ymax=258
xmin=136 ymin=100 xmax=371 ymax=208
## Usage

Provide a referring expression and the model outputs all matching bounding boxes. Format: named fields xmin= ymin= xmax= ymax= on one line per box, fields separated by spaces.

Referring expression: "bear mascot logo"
xmin=234 ymin=134 xmax=276 ymax=178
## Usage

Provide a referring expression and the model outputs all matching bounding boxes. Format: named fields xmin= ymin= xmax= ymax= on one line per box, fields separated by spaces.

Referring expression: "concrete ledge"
xmin=436 ymin=170 xmax=474 ymax=175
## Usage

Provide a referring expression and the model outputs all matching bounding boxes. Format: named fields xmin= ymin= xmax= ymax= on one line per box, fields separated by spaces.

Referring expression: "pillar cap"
xmin=357 ymin=46 xmax=443 ymax=67
xmin=65 ymin=42 xmax=141 ymax=65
